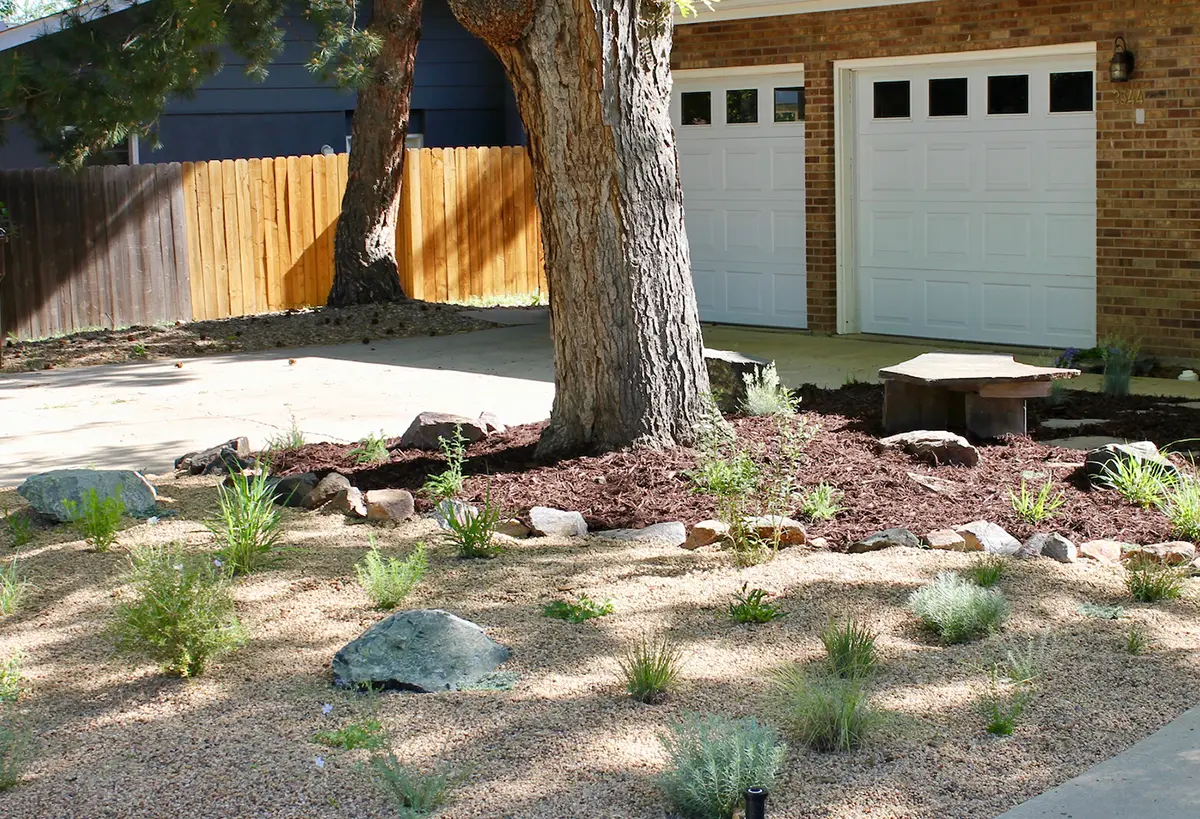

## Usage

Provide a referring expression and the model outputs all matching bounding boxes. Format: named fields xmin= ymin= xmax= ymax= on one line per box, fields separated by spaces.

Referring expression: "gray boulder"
xmin=432 ymin=498 xmax=476 ymax=530
xmin=954 ymin=521 xmax=1021 ymax=555
xmin=704 ymin=348 xmax=771 ymax=415
xmin=1085 ymin=441 xmax=1179 ymax=488
xmin=175 ymin=437 xmax=253 ymax=475
xmin=530 ymin=506 xmax=587 ymax=538
xmin=847 ymin=527 xmax=920 ymax=553
xmin=1017 ymin=533 xmax=1077 ymax=563
xmin=879 ymin=430 xmax=980 ymax=467
xmin=18 ymin=469 xmax=157 ymax=522
xmin=594 ymin=522 xmax=686 ymax=546
xmin=399 ymin=412 xmax=489 ymax=451
xmin=332 ymin=609 xmax=510 ymax=692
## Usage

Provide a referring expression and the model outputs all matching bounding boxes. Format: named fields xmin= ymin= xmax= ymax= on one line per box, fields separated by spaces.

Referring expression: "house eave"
xmin=0 ymin=0 xmax=153 ymax=52
xmin=675 ymin=0 xmax=934 ymax=25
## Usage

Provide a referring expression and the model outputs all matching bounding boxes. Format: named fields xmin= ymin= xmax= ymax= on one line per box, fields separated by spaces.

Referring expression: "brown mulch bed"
xmin=0 ymin=300 xmax=493 ymax=372
xmin=273 ymin=383 xmax=1189 ymax=547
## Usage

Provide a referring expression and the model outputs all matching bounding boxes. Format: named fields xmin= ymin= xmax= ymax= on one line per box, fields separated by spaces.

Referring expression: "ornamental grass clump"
xmin=1100 ymin=456 xmax=1174 ymax=509
xmin=0 ymin=560 xmax=27 ymax=617
xmin=1008 ymin=478 xmax=1065 ymax=525
xmin=658 ymin=713 xmax=787 ymax=819
xmin=1125 ymin=561 xmax=1186 ymax=603
xmin=443 ymin=496 xmax=503 ymax=559
xmin=2 ymin=508 xmax=33 ymax=549
xmin=907 ymin=572 xmax=1009 ymax=644
xmin=965 ymin=554 xmax=1007 ymax=588
xmin=111 ymin=544 xmax=247 ymax=677
xmin=978 ymin=665 xmax=1032 ymax=736
xmin=819 ymin=618 xmax=877 ymax=679
xmin=771 ymin=665 xmax=879 ymax=752
xmin=1161 ymin=476 xmax=1200 ymax=542
xmin=207 ymin=469 xmax=284 ymax=575
xmin=620 ymin=634 xmax=683 ymax=704
xmin=355 ymin=538 xmax=426 ymax=609
xmin=0 ymin=710 xmax=32 ymax=791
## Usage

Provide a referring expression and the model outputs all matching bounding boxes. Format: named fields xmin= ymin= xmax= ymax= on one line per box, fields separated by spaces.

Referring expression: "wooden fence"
xmin=0 ymin=147 xmax=545 ymax=339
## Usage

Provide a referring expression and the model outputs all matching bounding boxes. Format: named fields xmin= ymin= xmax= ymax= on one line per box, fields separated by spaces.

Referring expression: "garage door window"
xmin=1050 ymin=71 xmax=1094 ymax=113
xmin=873 ymin=80 xmax=911 ymax=119
xmin=987 ymin=74 xmax=1029 ymax=115
xmin=774 ymin=87 xmax=805 ymax=122
xmin=682 ymin=91 xmax=712 ymax=125
xmin=928 ymin=77 xmax=968 ymax=117
xmin=727 ymin=89 xmax=758 ymax=124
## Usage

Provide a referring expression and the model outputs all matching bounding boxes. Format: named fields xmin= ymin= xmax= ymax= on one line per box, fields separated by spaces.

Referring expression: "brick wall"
xmin=673 ymin=1 xmax=1200 ymax=358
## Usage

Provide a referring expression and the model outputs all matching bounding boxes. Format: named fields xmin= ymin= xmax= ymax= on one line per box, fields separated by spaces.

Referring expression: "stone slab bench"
xmin=879 ymin=352 xmax=1079 ymax=438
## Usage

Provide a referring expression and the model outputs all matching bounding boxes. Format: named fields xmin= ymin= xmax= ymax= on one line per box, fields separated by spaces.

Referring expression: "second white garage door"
xmin=852 ymin=53 xmax=1097 ymax=348
xmin=672 ymin=70 xmax=808 ymax=328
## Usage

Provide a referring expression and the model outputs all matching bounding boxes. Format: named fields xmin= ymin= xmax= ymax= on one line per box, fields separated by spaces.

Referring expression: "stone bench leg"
xmin=965 ymin=393 xmax=1026 ymax=438
xmin=883 ymin=381 xmax=964 ymax=433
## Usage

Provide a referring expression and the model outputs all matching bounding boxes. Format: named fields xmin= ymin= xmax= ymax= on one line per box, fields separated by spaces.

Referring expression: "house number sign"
xmin=1111 ymin=88 xmax=1146 ymax=105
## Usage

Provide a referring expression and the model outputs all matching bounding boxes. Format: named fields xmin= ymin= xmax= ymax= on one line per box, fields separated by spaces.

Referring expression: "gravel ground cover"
xmin=2 ymin=467 xmax=1199 ymax=818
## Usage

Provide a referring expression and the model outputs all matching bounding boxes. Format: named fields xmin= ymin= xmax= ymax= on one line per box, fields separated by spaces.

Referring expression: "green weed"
xmin=965 ymin=555 xmax=1007 ymax=588
xmin=421 ymin=427 xmax=468 ymax=502
xmin=265 ymin=413 xmax=306 ymax=454
xmin=727 ymin=584 xmax=785 ymax=624
xmin=2 ymin=508 xmax=33 ymax=549
xmin=63 ymin=488 xmax=125 ymax=552
xmin=355 ymin=538 xmax=426 ymax=609
xmin=312 ymin=718 xmax=386 ymax=750
xmin=542 ymin=594 xmax=613 ymax=623
xmin=0 ymin=712 xmax=32 ymax=791
xmin=797 ymin=483 xmax=843 ymax=522
xmin=207 ymin=470 xmax=284 ymax=575
xmin=1126 ymin=624 xmax=1151 ymax=655
xmin=0 ymin=560 xmax=27 ymax=616
xmin=347 ymin=431 xmax=390 ymax=465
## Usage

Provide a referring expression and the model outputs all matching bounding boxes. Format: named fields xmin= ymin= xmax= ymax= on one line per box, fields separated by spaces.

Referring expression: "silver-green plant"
xmin=0 ymin=653 xmax=24 ymax=703
xmin=0 ymin=560 xmax=27 ymax=616
xmin=798 ymin=482 xmax=844 ymax=522
xmin=1009 ymin=478 xmax=1065 ymax=525
xmin=771 ymin=665 xmax=879 ymax=751
xmin=111 ymin=544 xmax=247 ymax=677
xmin=620 ymin=634 xmax=683 ymax=704
xmin=658 ymin=713 xmax=787 ymax=819
xmin=819 ymin=618 xmax=877 ymax=679
xmin=369 ymin=753 xmax=464 ymax=819
xmin=62 ymin=488 xmax=125 ymax=552
xmin=421 ymin=426 xmax=468 ymax=501
xmin=0 ymin=711 xmax=32 ymax=791
xmin=348 ymin=430 xmax=390 ymax=465
xmin=207 ymin=470 xmax=284 ymax=575
xmin=1161 ymin=476 xmax=1200 ymax=542
xmin=907 ymin=572 xmax=1009 ymax=643
xmin=741 ymin=363 xmax=797 ymax=417
xmin=355 ymin=538 xmax=427 ymax=609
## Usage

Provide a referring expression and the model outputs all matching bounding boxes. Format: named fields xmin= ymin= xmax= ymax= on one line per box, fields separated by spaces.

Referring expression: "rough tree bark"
xmin=447 ymin=0 xmax=713 ymax=457
xmin=326 ymin=0 xmax=423 ymax=307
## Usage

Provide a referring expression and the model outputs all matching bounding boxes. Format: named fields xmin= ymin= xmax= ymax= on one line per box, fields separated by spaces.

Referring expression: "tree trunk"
xmin=447 ymin=0 xmax=713 ymax=457
xmin=326 ymin=0 xmax=423 ymax=308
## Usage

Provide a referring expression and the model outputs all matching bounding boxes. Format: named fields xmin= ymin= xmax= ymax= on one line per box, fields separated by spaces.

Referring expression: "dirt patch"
xmin=1 ymin=301 xmax=493 ymax=373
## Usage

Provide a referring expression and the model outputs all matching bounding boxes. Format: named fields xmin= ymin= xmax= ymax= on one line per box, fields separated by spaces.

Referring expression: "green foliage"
xmin=740 ymin=363 xmax=798 ymax=417
xmin=771 ymin=666 xmax=878 ymax=752
xmin=1126 ymin=624 xmax=1151 ymax=655
xmin=1161 ymin=477 xmax=1200 ymax=542
xmin=1009 ymin=478 xmax=1065 ymax=525
xmin=0 ymin=710 xmax=32 ymax=791
xmin=443 ymin=497 xmax=503 ymax=559
xmin=0 ymin=653 xmax=24 ymax=703
xmin=1003 ymin=636 xmax=1045 ymax=685
xmin=3 ymin=507 xmax=34 ymax=549
xmin=265 ymin=414 xmax=306 ymax=454
xmin=797 ymin=482 xmax=843 ymax=522
xmin=369 ymin=754 xmax=463 ymax=819
xmin=1101 ymin=337 xmax=1140 ymax=397
xmin=620 ymin=634 xmax=683 ymax=704
xmin=965 ymin=554 xmax=1007 ymax=588
xmin=111 ymin=544 xmax=246 ymax=677
xmin=658 ymin=713 xmax=787 ymax=819
xmin=688 ymin=444 xmax=759 ymax=498
xmin=347 ymin=431 xmax=389 ymax=465
xmin=355 ymin=538 xmax=426 ymax=609
xmin=1125 ymin=561 xmax=1186 ymax=603
xmin=978 ymin=665 xmax=1031 ymax=736
xmin=542 ymin=594 xmax=613 ymax=623
xmin=727 ymin=584 xmax=785 ymax=624
xmin=0 ymin=559 xmax=27 ymax=616
xmin=1101 ymin=456 xmax=1173 ymax=508
xmin=63 ymin=488 xmax=125 ymax=552
xmin=312 ymin=718 xmax=385 ymax=750
xmin=819 ymin=618 xmax=877 ymax=679
xmin=129 ymin=343 xmax=148 ymax=359
xmin=907 ymin=572 xmax=1009 ymax=644
xmin=421 ymin=427 xmax=468 ymax=502
xmin=207 ymin=469 xmax=284 ymax=575
xmin=1078 ymin=602 xmax=1124 ymax=619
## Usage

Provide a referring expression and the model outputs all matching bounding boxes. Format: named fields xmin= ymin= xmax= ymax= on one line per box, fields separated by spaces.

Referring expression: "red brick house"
xmin=670 ymin=0 xmax=1199 ymax=359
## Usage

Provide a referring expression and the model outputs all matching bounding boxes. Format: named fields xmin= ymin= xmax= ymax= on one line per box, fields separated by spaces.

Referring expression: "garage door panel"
xmin=981 ymin=282 xmax=1033 ymax=332
xmin=726 ymin=209 xmax=763 ymax=252
xmin=926 ymin=144 xmax=972 ymax=191
xmin=926 ymin=213 xmax=972 ymax=258
xmin=692 ymin=267 xmax=721 ymax=314
xmin=1044 ymin=284 xmax=1095 ymax=335
xmin=984 ymin=143 xmax=1034 ymax=191
xmin=772 ymin=210 xmax=806 ymax=256
xmin=924 ymin=280 xmax=972 ymax=330
xmin=684 ymin=208 xmax=716 ymax=252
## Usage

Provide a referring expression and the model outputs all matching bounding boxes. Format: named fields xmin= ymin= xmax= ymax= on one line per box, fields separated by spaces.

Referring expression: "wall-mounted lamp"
xmin=1110 ymin=37 xmax=1134 ymax=82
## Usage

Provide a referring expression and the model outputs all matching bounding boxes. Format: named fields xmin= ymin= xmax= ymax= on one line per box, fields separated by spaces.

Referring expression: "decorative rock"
xmin=18 ymin=469 xmax=157 ymax=522
xmin=477 ymin=412 xmax=506 ymax=434
xmin=399 ymin=412 xmax=489 ymax=451
xmin=1078 ymin=539 xmax=1129 ymax=564
xmin=174 ymin=437 xmax=253 ymax=475
xmin=495 ymin=518 xmax=532 ymax=539
xmin=925 ymin=528 xmax=968 ymax=551
xmin=332 ymin=609 xmax=510 ymax=692
xmin=879 ymin=430 xmax=980 ymax=467
xmin=433 ymin=498 xmax=476 ymax=530
xmin=268 ymin=473 xmax=318 ymax=507
xmin=908 ymin=472 xmax=961 ymax=495
xmin=595 ymin=522 xmax=687 ymax=547
xmin=326 ymin=486 xmax=367 ymax=518
xmin=529 ymin=506 xmax=587 ymax=538
xmin=682 ymin=520 xmax=730 ymax=550
xmin=953 ymin=521 xmax=1021 ymax=555
xmin=304 ymin=473 xmax=351 ymax=510
xmin=848 ymin=527 xmax=919 ymax=553
xmin=1122 ymin=541 xmax=1197 ymax=567
xmin=1017 ymin=533 xmax=1077 ymax=563
xmin=365 ymin=489 xmax=416 ymax=522
xmin=743 ymin=516 xmax=806 ymax=546
xmin=1085 ymin=441 xmax=1179 ymax=489
xmin=704 ymin=348 xmax=772 ymax=414
xmin=807 ymin=536 xmax=831 ymax=550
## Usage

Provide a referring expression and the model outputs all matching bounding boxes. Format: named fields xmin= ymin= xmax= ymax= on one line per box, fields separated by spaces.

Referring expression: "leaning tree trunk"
xmin=448 ymin=0 xmax=712 ymax=457
xmin=326 ymin=0 xmax=423 ymax=307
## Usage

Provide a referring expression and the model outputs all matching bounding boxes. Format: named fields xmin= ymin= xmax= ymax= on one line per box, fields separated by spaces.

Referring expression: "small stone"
xmin=848 ymin=527 xmax=919 ymax=553
xmin=1017 ymin=533 xmax=1077 ymax=562
xmin=18 ymin=469 xmax=158 ymax=522
xmin=399 ymin=412 xmax=489 ymax=451
xmin=953 ymin=521 xmax=1020 ymax=555
xmin=595 ymin=522 xmax=687 ymax=547
xmin=807 ymin=536 xmax=831 ymax=550
xmin=529 ymin=506 xmax=587 ymax=538
xmin=682 ymin=520 xmax=730 ymax=550
xmin=925 ymin=528 xmax=968 ymax=551
xmin=742 ymin=515 xmax=806 ymax=546
xmin=268 ymin=473 xmax=319 ymax=508
xmin=879 ymin=430 xmax=980 ymax=467
xmin=477 ymin=412 xmax=506 ymax=434
xmin=304 ymin=473 xmax=351 ymax=510
xmin=495 ymin=518 xmax=532 ymax=538
xmin=1085 ymin=441 xmax=1179 ymax=489
xmin=908 ymin=472 xmax=961 ymax=495
xmin=326 ymin=486 xmax=367 ymax=518
xmin=1078 ymin=539 xmax=1129 ymax=564
xmin=365 ymin=489 xmax=415 ymax=522
xmin=1122 ymin=541 xmax=1197 ymax=567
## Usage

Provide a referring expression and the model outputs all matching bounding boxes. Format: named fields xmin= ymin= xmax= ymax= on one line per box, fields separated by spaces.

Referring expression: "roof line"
xmin=0 ymin=0 xmax=154 ymax=52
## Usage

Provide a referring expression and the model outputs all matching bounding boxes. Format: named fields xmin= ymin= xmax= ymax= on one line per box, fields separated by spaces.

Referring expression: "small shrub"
xmin=659 ymin=713 xmax=787 ymax=819
xmin=0 ymin=712 xmax=32 ymax=791
xmin=1003 ymin=636 xmax=1046 ymax=685
xmin=0 ymin=560 xmax=27 ymax=616
xmin=819 ymin=618 xmax=877 ymax=679
xmin=1009 ymin=478 xmax=1065 ymax=525
xmin=620 ymin=634 xmax=683 ymax=704
xmin=741 ymin=363 xmax=798 ymax=417
xmin=797 ymin=483 xmax=844 ymax=522
xmin=1125 ymin=561 xmax=1186 ymax=603
xmin=727 ymin=584 xmax=785 ymax=624
xmin=369 ymin=753 xmax=462 ymax=819
xmin=978 ymin=665 xmax=1032 ymax=736
xmin=0 ymin=653 xmax=24 ymax=703
xmin=63 ymin=488 xmax=125 ymax=552
xmin=907 ymin=572 xmax=1009 ymax=644
xmin=1101 ymin=338 xmax=1139 ymax=397
xmin=1078 ymin=602 xmax=1124 ymax=620
xmin=444 ymin=497 xmax=503 ymax=559
xmin=111 ymin=544 xmax=247 ymax=677
xmin=965 ymin=555 xmax=1007 ymax=588
xmin=130 ymin=342 xmax=148 ymax=359
xmin=688 ymin=448 xmax=759 ymax=498
xmin=421 ymin=427 xmax=468 ymax=501
xmin=772 ymin=666 xmax=878 ymax=752
xmin=542 ymin=594 xmax=613 ymax=623
xmin=1126 ymin=624 xmax=1151 ymax=655
xmin=348 ymin=431 xmax=390 ymax=465
xmin=207 ymin=470 xmax=284 ymax=575
xmin=313 ymin=718 xmax=385 ymax=750
xmin=1161 ymin=477 xmax=1200 ymax=542
xmin=356 ymin=538 xmax=426 ymax=609
xmin=1101 ymin=456 xmax=1173 ymax=509
xmin=2 ymin=508 xmax=33 ymax=549
xmin=265 ymin=413 xmax=306 ymax=454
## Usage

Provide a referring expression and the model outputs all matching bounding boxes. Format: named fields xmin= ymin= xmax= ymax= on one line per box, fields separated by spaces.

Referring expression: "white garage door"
xmin=672 ymin=70 xmax=808 ymax=328
xmin=853 ymin=54 xmax=1096 ymax=347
